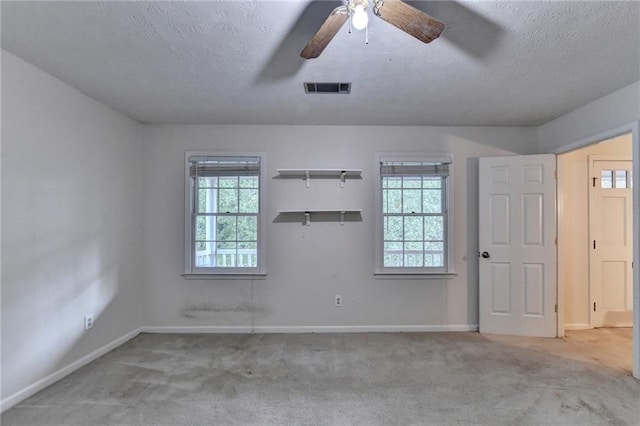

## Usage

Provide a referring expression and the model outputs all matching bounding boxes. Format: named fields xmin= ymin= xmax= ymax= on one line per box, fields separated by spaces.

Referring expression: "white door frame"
xmin=554 ymin=121 xmax=639 ymax=380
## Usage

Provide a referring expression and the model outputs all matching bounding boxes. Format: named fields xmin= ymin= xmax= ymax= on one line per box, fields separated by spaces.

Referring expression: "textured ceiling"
xmin=2 ymin=1 xmax=639 ymax=126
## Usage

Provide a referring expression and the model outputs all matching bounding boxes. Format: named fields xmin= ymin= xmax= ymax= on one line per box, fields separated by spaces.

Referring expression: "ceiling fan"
xmin=300 ymin=0 xmax=445 ymax=59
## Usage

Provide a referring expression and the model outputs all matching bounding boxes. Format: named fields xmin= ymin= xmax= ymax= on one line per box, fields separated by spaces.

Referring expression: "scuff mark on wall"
xmin=182 ymin=303 xmax=268 ymax=319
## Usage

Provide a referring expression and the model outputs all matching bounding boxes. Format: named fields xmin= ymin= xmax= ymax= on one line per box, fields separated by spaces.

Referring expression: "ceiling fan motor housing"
xmin=348 ymin=0 xmax=369 ymax=15
xmin=300 ymin=0 xmax=444 ymax=59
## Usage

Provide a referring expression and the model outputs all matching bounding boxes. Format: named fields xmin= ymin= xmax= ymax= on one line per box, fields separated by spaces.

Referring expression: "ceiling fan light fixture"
xmin=351 ymin=4 xmax=368 ymax=30
xmin=300 ymin=0 xmax=444 ymax=59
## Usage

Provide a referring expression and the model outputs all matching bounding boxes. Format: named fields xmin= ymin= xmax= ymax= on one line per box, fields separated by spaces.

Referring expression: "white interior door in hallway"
xmin=589 ymin=156 xmax=633 ymax=327
xmin=479 ymin=154 xmax=557 ymax=337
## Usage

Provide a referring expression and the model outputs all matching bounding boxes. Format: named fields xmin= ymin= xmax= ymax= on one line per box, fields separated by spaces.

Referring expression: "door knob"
xmin=481 ymin=251 xmax=490 ymax=259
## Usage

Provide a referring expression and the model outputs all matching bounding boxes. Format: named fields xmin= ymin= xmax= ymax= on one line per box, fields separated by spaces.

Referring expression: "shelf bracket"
xmin=304 ymin=211 xmax=311 ymax=226
xmin=340 ymin=171 xmax=346 ymax=188
xmin=340 ymin=210 xmax=345 ymax=225
xmin=305 ymin=170 xmax=310 ymax=189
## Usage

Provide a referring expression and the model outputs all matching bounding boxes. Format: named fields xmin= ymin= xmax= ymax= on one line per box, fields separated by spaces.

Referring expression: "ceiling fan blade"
xmin=374 ymin=0 xmax=444 ymax=44
xmin=300 ymin=5 xmax=348 ymax=59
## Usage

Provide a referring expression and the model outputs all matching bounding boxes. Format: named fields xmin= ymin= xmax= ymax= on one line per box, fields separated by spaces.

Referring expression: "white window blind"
xmin=380 ymin=162 xmax=450 ymax=178
xmin=189 ymin=156 xmax=260 ymax=177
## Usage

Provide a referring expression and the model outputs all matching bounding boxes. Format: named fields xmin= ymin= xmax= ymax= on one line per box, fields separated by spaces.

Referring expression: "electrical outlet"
xmin=84 ymin=315 xmax=94 ymax=330
xmin=335 ymin=295 xmax=343 ymax=307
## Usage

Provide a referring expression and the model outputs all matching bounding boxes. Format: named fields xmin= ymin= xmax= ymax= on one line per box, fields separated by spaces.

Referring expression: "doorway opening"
xmin=558 ymin=133 xmax=633 ymax=366
xmin=558 ymin=133 xmax=632 ymax=330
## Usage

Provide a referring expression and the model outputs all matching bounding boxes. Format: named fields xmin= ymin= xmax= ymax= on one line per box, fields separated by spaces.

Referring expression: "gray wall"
xmin=140 ymin=124 xmax=537 ymax=330
xmin=537 ymin=81 xmax=640 ymax=152
xmin=1 ymin=51 xmax=143 ymax=402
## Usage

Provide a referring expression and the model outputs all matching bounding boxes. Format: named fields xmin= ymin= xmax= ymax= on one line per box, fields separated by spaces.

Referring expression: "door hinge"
xmin=554 ymin=170 xmax=557 ymax=179
xmin=593 ymin=302 xmax=597 ymax=312
xmin=593 ymin=240 xmax=596 ymax=249
xmin=555 ymin=303 xmax=558 ymax=313
xmin=554 ymin=236 xmax=558 ymax=246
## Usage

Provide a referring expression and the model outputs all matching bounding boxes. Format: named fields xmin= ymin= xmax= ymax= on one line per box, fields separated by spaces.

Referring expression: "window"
xmin=601 ymin=169 xmax=633 ymax=189
xmin=184 ymin=153 xmax=265 ymax=276
xmin=375 ymin=154 xmax=453 ymax=275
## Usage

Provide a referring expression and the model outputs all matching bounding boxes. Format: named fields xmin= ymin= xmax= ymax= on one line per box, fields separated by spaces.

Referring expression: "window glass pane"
xmin=237 ymin=216 xmax=257 ymax=241
xmin=196 ymin=241 xmax=206 ymax=253
xmin=423 ymin=178 xmax=441 ymax=189
xmin=423 ymin=189 xmax=441 ymax=213
xmin=384 ymin=241 xmax=403 ymax=251
xmin=382 ymin=190 xmax=387 ymax=213
xmin=198 ymin=188 xmax=217 ymax=213
xmin=239 ymin=176 xmax=258 ymax=188
xmin=216 ymin=242 xmax=237 ymax=268
xmin=425 ymin=216 xmax=444 ymax=240
xmin=404 ymin=251 xmax=424 ymax=268
xmin=383 ymin=257 xmax=402 ymax=267
xmin=384 ymin=177 xmax=402 ymax=189
xmin=404 ymin=216 xmax=423 ymax=241
xmin=601 ymin=170 xmax=613 ymax=188
xmin=219 ymin=188 xmax=238 ymax=212
xmin=404 ymin=244 xmax=423 ymax=267
xmin=403 ymin=177 xmax=422 ymax=189
xmin=216 ymin=216 xmax=237 ymax=241
xmin=239 ymin=189 xmax=258 ymax=213
xmin=237 ymin=242 xmax=257 ymax=267
xmin=402 ymin=189 xmax=422 ymax=213
xmin=424 ymin=241 xmax=444 ymax=267
xmin=198 ymin=176 xmax=218 ymax=188
xmin=384 ymin=189 xmax=402 ymax=213
xmin=615 ymin=170 xmax=628 ymax=189
xmin=217 ymin=241 xmax=236 ymax=250
xmin=404 ymin=241 xmax=422 ymax=251
xmin=195 ymin=239 xmax=211 ymax=254
xmin=195 ymin=242 xmax=215 ymax=267
xmin=219 ymin=177 xmax=237 ymax=188
xmin=425 ymin=241 xmax=444 ymax=251
xmin=195 ymin=215 xmax=215 ymax=245
xmin=384 ymin=242 xmax=403 ymax=267
xmin=384 ymin=216 xmax=403 ymax=241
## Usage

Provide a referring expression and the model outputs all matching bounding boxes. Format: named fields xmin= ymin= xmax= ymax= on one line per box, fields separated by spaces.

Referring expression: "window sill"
xmin=182 ymin=273 xmax=267 ymax=280
xmin=374 ymin=272 xmax=457 ymax=280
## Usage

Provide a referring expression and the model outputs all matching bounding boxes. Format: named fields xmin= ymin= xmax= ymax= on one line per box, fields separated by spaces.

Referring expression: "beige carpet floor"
xmin=3 ymin=328 xmax=638 ymax=425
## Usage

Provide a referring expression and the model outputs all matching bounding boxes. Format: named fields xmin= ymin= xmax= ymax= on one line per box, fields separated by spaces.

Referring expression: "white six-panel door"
xmin=589 ymin=156 xmax=633 ymax=327
xmin=479 ymin=155 xmax=557 ymax=337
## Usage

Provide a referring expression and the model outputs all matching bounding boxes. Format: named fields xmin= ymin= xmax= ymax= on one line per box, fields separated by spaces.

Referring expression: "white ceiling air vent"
xmin=304 ymin=82 xmax=351 ymax=94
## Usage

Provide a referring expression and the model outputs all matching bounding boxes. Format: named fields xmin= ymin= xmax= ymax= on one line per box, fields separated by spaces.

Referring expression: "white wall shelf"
xmin=277 ymin=209 xmax=362 ymax=226
xmin=277 ymin=169 xmax=362 ymax=188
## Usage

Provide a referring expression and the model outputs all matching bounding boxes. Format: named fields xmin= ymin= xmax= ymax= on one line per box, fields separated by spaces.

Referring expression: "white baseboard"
xmin=141 ymin=324 xmax=479 ymax=334
xmin=1 ymin=328 xmax=141 ymax=413
xmin=564 ymin=323 xmax=591 ymax=330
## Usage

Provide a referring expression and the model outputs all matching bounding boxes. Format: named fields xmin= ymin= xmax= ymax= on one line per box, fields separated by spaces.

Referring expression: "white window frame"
xmin=184 ymin=151 xmax=266 ymax=278
xmin=374 ymin=153 xmax=455 ymax=278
